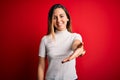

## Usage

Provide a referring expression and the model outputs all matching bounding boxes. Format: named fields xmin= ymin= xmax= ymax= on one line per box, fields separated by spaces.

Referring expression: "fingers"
xmin=62 ymin=49 xmax=82 ymax=63
xmin=79 ymin=50 xmax=86 ymax=57
xmin=61 ymin=53 xmax=77 ymax=63
xmin=62 ymin=48 xmax=86 ymax=63
xmin=61 ymin=57 xmax=70 ymax=63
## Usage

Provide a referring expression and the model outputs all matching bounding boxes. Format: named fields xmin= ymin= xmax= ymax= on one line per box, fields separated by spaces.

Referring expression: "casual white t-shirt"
xmin=39 ymin=29 xmax=82 ymax=80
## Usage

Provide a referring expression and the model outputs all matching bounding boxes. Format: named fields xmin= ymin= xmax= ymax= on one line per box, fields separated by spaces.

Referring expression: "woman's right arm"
xmin=38 ymin=57 xmax=46 ymax=80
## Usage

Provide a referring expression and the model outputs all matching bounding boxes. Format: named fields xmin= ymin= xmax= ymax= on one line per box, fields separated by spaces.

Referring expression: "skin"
xmin=52 ymin=8 xmax=69 ymax=31
xmin=38 ymin=8 xmax=85 ymax=80
xmin=38 ymin=57 xmax=45 ymax=80
xmin=52 ymin=8 xmax=85 ymax=63
xmin=62 ymin=41 xmax=86 ymax=63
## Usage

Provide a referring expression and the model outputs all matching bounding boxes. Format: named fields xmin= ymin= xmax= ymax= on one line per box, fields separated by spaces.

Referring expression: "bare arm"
xmin=62 ymin=40 xmax=85 ymax=63
xmin=72 ymin=40 xmax=83 ymax=51
xmin=38 ymin=57 xmax=46 ymax=80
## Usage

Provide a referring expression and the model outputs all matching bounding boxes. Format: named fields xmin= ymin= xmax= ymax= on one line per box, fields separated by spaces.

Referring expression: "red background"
xmin=0 ymin=0 xmax=120 ymax=80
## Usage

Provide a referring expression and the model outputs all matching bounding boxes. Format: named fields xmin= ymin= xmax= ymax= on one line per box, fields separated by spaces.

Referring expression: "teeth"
xmin=57 ymin=22 xmax=62 ymax=26
xmin=58 ymin=23 xmax=62 ymax=25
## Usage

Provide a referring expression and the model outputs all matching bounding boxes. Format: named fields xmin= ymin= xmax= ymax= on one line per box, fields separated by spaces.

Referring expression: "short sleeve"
xmin=38 ymin=36 xmax=46 ymax=57
xmin=73 ymin=33 xmax=82 ymax=42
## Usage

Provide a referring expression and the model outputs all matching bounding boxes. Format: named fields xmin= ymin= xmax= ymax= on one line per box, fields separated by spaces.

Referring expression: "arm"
xmin=72 ymin=39 xmax=83 ymax=51
xmin=73 ymin=39 xmax=85 ymax=55
xmin=62 ymin=40 xmax=85 ymax=63
xmin=72 ymin=40 xmax=85 ymax=56
xmin=38 ymin=57 xmax=46 ymax=80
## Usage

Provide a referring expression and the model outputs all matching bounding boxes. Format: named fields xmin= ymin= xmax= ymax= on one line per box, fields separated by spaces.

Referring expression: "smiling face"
xmin=52 ymin=8 xmax=69 ymax=31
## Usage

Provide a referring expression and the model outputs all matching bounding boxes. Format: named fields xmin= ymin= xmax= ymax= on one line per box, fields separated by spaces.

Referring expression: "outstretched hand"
xmin=62 ymin=46 xmax=86 ymax=63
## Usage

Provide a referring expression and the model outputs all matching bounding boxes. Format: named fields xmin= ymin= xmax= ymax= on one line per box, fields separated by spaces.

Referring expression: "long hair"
xmin=47 ymin=4 xmax=72 ymax=38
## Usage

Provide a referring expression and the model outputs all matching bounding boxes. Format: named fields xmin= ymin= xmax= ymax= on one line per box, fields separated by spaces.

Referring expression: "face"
xmin=52 ymin=8 xmax=69 ymax=31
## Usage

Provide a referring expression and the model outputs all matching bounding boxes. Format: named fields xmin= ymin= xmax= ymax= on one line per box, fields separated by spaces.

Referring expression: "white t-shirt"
xmin=39 ymin=29 xmax=82 ymax=80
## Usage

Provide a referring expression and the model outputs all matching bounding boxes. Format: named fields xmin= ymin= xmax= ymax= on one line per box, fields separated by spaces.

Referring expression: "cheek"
xmin=52 ymin=20 xmax=56 ymax=25
xmin=63 ymin=18 xmax=68 ymax=22
xmin=64 ymin=19 xmax=68 ymax=24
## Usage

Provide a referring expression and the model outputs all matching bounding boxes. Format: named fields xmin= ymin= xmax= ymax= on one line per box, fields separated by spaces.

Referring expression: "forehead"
xmin=53 ymin=8 xmax=66 ymax=15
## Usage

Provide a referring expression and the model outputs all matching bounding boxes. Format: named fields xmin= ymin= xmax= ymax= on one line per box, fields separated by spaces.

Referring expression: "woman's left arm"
xmin=62 ymin=40 xmax=86 ymax=63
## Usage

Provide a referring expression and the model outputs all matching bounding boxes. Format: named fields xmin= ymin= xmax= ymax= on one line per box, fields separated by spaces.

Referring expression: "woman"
xmin=38 ymin=4 xmax=85 ymax=80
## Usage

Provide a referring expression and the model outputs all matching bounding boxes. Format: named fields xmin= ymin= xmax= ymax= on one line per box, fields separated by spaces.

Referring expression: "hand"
xmin=62 ymin=47 xmax=86 ymax=63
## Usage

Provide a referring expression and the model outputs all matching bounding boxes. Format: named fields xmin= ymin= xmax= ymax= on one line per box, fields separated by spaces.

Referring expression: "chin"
xmin=58 ymin=28 xmax=66 ymax=31
xmin=59 ymin=27 xmax=66 ymax=30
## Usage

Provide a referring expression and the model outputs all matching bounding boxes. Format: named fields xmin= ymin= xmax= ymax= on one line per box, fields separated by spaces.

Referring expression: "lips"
xmin=57 ymin=23 xmax=62 ymax=26
xmin=57 ymin=22 xmax=63 ymax=26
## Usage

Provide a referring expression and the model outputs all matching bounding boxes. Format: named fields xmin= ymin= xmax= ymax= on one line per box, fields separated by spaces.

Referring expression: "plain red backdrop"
xmin=0 ymin=0 xmax=120 ymax=80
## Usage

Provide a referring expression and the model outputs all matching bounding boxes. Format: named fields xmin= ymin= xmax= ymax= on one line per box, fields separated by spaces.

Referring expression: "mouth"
xmin=57 ymin=22 xmax=63 ymax=26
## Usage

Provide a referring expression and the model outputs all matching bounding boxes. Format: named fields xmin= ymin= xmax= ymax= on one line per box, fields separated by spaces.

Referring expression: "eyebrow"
xmin=53 ymin=13 xmax=65 ymax=16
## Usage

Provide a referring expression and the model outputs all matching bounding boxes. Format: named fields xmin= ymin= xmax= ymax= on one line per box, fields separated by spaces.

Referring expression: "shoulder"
xmin=41 ymin=35 xmax=51 ymax=40
xmin=71 ymin=32 xmax=82 ymax=42
xmin=41 ymin=35 xmax=46 ymax=41
xmin=41 ymin=35 xmax=52 ymax=43
xmin=72 ymin=32 xmax=82 ymax=37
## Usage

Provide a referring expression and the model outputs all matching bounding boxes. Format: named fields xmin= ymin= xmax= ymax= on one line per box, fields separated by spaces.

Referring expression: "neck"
xmin=56 ymin=29 xmax=68 ymax=34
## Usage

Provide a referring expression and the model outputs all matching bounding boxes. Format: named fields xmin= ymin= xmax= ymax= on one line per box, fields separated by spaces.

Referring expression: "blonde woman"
xmin=38 ymin=4 xmax=85 ymax=80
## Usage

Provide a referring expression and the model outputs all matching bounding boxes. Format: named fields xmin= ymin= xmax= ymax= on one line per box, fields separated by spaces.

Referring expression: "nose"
xmin=57 ymin=17 xmax=61 ymax=22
